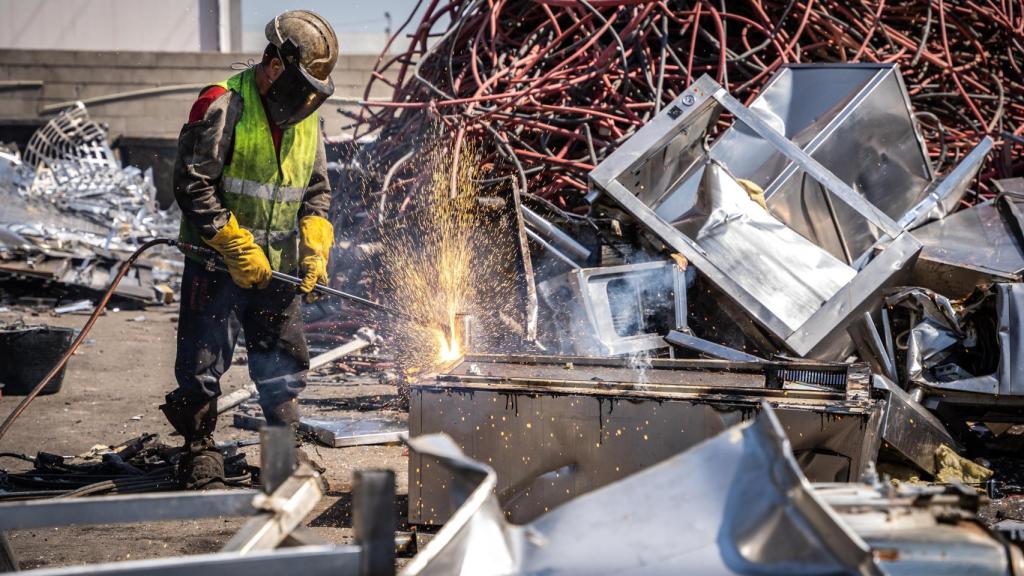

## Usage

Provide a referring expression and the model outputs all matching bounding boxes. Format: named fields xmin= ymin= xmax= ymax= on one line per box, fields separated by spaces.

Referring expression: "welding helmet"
xmin=264 ymin=10 xmax=339 ymax=128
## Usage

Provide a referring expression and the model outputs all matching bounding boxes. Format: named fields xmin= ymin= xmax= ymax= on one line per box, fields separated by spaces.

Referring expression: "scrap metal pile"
xmin=0 ymin=103 xmax=181 ymax=306
xmin=321 ymin=1 xmax=1024 ymax=563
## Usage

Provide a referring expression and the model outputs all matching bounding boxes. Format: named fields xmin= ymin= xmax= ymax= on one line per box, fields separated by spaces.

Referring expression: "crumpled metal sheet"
xmin=886 ymin=284 xmax=1024 ymax=397
xmin=404 ymin=404 xmax=1019 ymax=576
xmin=0 ymin=103 xmax=181 ymax=302
xmin=403 ymin=405 xmax=879 ymax=576
xmin=678 ymin=161 xmax=857 ymax=332
xmin=2 ymin=102 xmax=178 ymax=242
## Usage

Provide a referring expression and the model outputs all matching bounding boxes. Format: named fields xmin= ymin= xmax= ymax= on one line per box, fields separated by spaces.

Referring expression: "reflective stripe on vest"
xmin=223 ymin=176 xmax=306 ymax=203
xmin=251 ymin=229 xmax=298 ymax=244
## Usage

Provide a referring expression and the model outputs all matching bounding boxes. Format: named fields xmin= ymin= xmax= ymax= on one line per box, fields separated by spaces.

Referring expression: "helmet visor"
xmin=265 ymin=39 xmax=334 ymax=128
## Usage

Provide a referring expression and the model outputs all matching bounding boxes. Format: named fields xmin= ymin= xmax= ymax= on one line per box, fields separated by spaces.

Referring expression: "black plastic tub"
xmin=0 ymin=325 xmax=75 ymax=395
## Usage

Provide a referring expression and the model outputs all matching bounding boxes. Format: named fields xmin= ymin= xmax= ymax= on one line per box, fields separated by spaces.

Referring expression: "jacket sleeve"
xmin=298 ymin=131 xmax=332 ymax=221
xmin=172 ymin=90 xmax=242 ymax=239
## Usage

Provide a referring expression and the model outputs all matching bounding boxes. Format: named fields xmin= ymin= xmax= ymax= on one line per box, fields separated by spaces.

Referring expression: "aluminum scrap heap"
xmin=2 ymin=102 xmax=177 ymax=240
xmin=0 ymin=103 xmax=181 ymax=305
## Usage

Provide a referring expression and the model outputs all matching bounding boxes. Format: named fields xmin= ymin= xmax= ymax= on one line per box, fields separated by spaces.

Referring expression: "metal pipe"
xmin=217 ymin=383 xmax=258 ymax=414
xmin=525 ymin=227 xmax=581 ymax=269
xmin=309 ymin=327 xmax=377 ymax=369
xmin=521 ymin=205 xmax=591 ymax=263
xmin=454 ymin=313 xmax=474 ymax=354
xmin=0 ymin=80 xmax=43 ymax=92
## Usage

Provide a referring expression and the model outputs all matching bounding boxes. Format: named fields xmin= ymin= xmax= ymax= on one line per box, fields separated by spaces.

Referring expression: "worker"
xmin=162 ymin=10 xmax=338 ymax=489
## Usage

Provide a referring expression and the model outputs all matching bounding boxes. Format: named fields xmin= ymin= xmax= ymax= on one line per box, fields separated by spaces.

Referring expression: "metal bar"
xmin=521 ymin=206 xmax=591 ymax=262
xmin=848 ymin=313 xmax=898 ymax=382
xmin=713 ymin=89 xmax=902 ymax=238
xmin=353 ymin=470 xmax=397 ymax=576
xmin=524 ymin=227 xmax=581 ymax=268
xmin=880 ymin=307 xmax=896 ymax=375
xmin=0 ymin=531 xmax=17 ymax=572
xmin=281 ymin=527 xmax=330 ymax=548
xmin=17 ymin=546 xmax=360 ymax=576
xmin=175 ymin=241 xmax=418 ymax=324
xmin=260 ymin=427 xmax=296 ymax=495
xmin=217 ymin=384 xmax=257 ymax=414
xmin=309 ymin=328 xmax=376 ymax=370
xmin=510 ymin=181 xmax=539 ymax=340
xmin=900 ymin=136 xmax=994 ymax=229
xmin=221 ymin=465 xmax=324 ymax=554
xmin=665 ymin=330 xmax=766 ymax=362
xmin=0 ymin=80 xmax=43 ymax=91
xmin=672 ymin=264 xmax=688 ymax=331
xmin=38 ymin=81 xmax=382 ymax=114
xmin=0 ymin=491 xmax=258 ymax=531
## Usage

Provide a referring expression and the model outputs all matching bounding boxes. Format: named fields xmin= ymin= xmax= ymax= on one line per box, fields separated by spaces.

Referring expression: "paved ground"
xmin=0 ymin=304 xmax=408 ymax=570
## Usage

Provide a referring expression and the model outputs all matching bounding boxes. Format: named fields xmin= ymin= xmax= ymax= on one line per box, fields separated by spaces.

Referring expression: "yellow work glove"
xmin=298 ymin=215 xmax=334 ymax=298
xmin=204 ymin=213 xmax=272 ymax=289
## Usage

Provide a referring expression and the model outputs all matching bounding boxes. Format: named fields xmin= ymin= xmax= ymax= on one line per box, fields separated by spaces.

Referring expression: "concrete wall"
xmin=0 ymin=49 xmax=394 ymax=140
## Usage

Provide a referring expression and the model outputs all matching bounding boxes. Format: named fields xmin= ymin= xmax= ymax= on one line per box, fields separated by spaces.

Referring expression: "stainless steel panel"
xmin=997 ymin=283 xmax=1024 ymax=395
xmin=787 ymin=231 xmax=920 ymax=359
xmin=679 ymin=162 xmax=855 ymax=331
xmin=913 ymin=200 xmax=1024 ymax=277
xmin=409 ymin=355 xmax=880 ymax=525
xmin=873 ymin=375 xmax=957 ymax=475
xmin=764 ymin=66 xmax=933 ymax=260
xmin=405 ymin=409 xmax=1013 ymax=576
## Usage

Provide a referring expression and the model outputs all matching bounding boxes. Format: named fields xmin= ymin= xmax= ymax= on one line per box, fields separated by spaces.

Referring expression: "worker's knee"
xmin=252 ymin=371 xmax=306 ymax=407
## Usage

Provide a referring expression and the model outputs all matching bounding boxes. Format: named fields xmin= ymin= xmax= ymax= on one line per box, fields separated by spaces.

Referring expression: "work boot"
xmin=262 ymin=398 xmax=328 ymax=478
xmin=160 ymin=392 xmax=226 ymax=490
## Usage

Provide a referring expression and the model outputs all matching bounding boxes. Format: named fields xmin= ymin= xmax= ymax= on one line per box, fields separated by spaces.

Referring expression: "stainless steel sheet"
xmin=679 ymin=161 xmax=855 ymax=331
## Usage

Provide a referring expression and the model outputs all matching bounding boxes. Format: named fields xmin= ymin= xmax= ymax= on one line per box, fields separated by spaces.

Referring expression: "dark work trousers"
xmin=174 ymin=258 xmax=309 ymax=419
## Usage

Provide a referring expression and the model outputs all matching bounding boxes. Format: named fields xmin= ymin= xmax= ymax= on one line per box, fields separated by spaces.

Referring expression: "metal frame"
xmin=17 ymin=546 xmax=361 ymax=576
xmin=537 ymin=260 xmax=686 ymax=355
xmin=0 ymin=429 xmax=396 ymax=576
xmin=665 ymin=329 xmax=766 ymax=362
xmin=900 ymin=137 xmax=994 ymax=230
xmin=589 ymin=72 xmax=922 ymax=360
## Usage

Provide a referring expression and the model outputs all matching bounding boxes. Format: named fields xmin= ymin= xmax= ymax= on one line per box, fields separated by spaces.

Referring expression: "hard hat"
xmin=263 ymin=10 xmax=338 ymax=127
xmin=265 ymin=10 xmax=339 ymax=82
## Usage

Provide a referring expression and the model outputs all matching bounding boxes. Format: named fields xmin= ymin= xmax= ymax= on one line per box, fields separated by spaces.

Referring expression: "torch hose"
xmin=0 ymin=238 xmax=175 ymax=444
xmin=0 ymin=237 xmax=427 ymax=445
